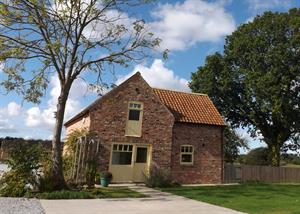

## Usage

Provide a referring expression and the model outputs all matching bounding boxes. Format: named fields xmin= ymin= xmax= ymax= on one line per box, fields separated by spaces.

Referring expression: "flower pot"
xmin=100 ymin=178 xmax=111 ymax=187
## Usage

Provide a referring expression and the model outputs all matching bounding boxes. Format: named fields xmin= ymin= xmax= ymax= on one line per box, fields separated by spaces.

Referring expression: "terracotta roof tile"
xmin=153 ymin=88 xmax=226 ymax=126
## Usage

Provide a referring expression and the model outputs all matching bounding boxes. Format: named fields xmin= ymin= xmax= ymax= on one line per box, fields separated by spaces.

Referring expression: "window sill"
xmin=125 ymin=134 xmax=141 ymax=138
xmin=180 ymin=163 xmax=194 ymax=166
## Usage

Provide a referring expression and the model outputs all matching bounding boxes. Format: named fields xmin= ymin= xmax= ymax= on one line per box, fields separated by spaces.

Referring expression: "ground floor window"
xmin=180 ymin=145 xmax=194 ymax=165
xmin=111 ymin=144 xmax=133 ymax=165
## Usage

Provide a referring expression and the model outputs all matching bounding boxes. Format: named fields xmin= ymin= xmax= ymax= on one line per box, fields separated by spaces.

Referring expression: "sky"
xmin=0 ymin=0 xmax=299 ymax=151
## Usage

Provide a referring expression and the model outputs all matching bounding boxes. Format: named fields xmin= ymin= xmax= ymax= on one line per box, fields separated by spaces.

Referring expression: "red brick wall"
xmin=89 ymin=74 xmax=175 ymax=171
xmin=171 ymin=123 xmax=224 ymax=184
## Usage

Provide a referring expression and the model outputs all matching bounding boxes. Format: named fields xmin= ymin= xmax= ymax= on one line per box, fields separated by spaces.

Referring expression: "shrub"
xmin=0 ymin=143 xmax=45 ymax=197
xmin=244 ymin=147 xmax=271 ymax=165
xmin=37 ymin=190 xmax=95 ymax=199
xmin=86 ymin=160 xmax=97 ymax=188
xmin=145 ymin=167 xmax=177 ymax=188
xmin=95 ymin=172 xmax=101 ymax=184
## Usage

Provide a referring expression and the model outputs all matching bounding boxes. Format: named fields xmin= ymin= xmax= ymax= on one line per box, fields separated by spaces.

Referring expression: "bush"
xmin=86 ymin=160 xmax=97 ymax=188
xmin=145 ymin=167 xmax=177 ymax=188
xmin=37 ymin=190 xmax=95 ymax=199
xmin=244 ymin=147 xmax=271 ymax=165
xmin=0 ymin=143 xmax=45 ymax=197
xmin=95 ymin=172 xmax=101 ymax=184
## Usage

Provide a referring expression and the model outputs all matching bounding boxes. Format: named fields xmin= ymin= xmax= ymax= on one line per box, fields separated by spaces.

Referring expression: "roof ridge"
xmin=152 ymin=87 xmax=208 ymax=96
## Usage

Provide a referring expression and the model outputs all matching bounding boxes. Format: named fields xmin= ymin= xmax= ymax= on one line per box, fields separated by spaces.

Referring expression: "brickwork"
xmin=65 ymin=73 xmax=224 ymax=184
xmin=88 ymin=74 xmax=175 ymax=172
xmin=65 ymin=114 xmax=90 ymax=136
xmin=171 ymin=123 xmax=224 ymax=184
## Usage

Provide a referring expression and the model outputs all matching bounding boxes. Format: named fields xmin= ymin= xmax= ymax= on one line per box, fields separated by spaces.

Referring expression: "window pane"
xmin=112 ymin=151 xmax=132 ymax=165
xmin=181 ymin=154 xmax=192 ymax=163
xmin=128 ymin=145 xmax=133 ymax=151
xmin=136 ymin=147 xmax=147 ymax=163
xmin=181 ymin=147 xmax=185 ymax=152
xmin=118 ymin=144 xmax=123 ymax=151
xmin=123 ymin=145 xmax=128 ymax=151
xmin=128 ymin=109 xmax=140 ymax=121
xmin=113 ymin=144 xmax=118 ymax=151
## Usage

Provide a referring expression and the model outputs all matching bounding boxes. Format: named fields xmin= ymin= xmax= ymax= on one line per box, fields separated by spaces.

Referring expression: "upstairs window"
xmin=125 ymin=102 xmax=143 ymax=136
xmin=180 ymin=145 xmax=194 ymax=165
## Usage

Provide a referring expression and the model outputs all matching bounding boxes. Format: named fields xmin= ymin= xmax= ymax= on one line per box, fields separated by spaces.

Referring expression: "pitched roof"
xmin=64 ymin=72 xmax=225 ymax=127
xmin=153 ymin=88 xmax=225 ymax=126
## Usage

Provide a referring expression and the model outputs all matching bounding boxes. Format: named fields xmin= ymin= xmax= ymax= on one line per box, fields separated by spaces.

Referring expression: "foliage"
xmin=88 ymin=187 xmax=146 ymax=198
xmin=28 ymin=187 xmax=145 ymax=199
xmin=190 ymin=9 xmax=300 ymax=166
xmin=100 ymin=171 xmax=112 ymax=180
xmin=0 ymin=143 xmax=45 ymax=197
xmin=244 ymin=147 xmax=271 ymax=166
xmin=63 ymin=129 xmax=89 ymax=181
xmin=86 ymin=160 xmax=97 ymax=188
xmin=36 ymin=190 xmax=95 ymax=199
xmin=162 ymin=183 xmax=300 ymax=214
xmin=224 ymin=127 xmax=249 ymax=163
xmin=95 ymin=172 xmax=101 ymax=184
xmin=281 ymin=153 xmax=300 ymax=165
xmin=145 ymin=167 xmax=177 ymax=188
xmin=0 ymin=0 xmax=163 ymax=189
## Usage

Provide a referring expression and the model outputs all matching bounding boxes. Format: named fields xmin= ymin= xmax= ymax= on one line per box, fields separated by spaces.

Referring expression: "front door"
xmin=133 ymin=146 xmax=150 ymax=182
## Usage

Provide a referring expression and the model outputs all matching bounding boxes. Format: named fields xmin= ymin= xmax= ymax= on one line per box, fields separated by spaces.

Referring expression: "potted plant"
xmin=100 ymin=171 xmax=112 ymax=187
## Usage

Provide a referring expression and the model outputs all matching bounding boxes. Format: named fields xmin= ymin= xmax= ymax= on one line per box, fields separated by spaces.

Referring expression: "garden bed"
xmin=29 ymin=187 xmax=147 ymax=200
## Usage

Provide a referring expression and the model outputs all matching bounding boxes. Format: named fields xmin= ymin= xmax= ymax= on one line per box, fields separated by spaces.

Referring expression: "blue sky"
xmin=0 ymin=0 xmax=299 ymax=151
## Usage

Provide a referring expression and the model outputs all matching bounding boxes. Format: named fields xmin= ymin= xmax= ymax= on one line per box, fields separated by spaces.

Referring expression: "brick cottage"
xmin=64 ymin=72 xmax=226 ymax=184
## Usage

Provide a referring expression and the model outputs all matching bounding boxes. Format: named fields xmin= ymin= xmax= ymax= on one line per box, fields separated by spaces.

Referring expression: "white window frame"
xmin=111 ymin=143 xmax=133 ymax=165
xmin=180 ymin=145 xmax=194 ymax=165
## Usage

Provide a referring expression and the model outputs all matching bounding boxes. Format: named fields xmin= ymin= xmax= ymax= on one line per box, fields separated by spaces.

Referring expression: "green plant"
xmin=100 ymin=171 xmax=112 ymax=180
xmin=95 ymin=172 xmax=101 ymax=184
xmin=85 ymin=160 xmax=97 ymax=188
xmin=145 ymin=167 xmax=176 ymax=188
xmin=0 ymin=143 xmax=45 ymax=197
xmin=37 ymin=190 xmax=95 ymax=199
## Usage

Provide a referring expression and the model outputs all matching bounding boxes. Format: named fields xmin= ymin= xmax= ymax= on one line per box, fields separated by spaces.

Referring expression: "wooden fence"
xmin=224 ymin=163 xmax=300 ymax=183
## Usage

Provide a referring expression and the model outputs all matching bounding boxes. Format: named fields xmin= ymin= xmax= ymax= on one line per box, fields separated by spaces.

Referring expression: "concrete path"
xmin=40 ymin=185 xmax=246 ymax=214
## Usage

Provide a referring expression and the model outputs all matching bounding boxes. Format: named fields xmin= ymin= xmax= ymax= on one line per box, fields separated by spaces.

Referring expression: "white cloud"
xmin=25 ymin=75 xmax=87 ymax=129
xmin=83 ymin=9 xmax=135 ymax=40
xmin=116 ymin=59 xmax=189 ymax=92
xmin=149 ymin=0 xmax=235 ymax=51
xmin=0 ymin=117 xmax=16 ymax=133
xmin=7 ymin=102 xmax=21 ymax=116
xmin=247 ymin=0 xmax=293 ymax=11
xmin=0 ymin=62 xmax=3 ymax=72
xmin=0 ymin=102 xmax=21 ymax=117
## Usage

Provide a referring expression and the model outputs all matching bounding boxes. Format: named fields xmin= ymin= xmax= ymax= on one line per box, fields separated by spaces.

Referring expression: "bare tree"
xmin=0 ymin=0 xmax=163 ymax=190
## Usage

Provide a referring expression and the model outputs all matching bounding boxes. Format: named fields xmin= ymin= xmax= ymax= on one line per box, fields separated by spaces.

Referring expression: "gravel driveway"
xmin=0 ymin=164 xmax=45 ymax=214
xmin=0 ymin=198 xmax=45 ymax=214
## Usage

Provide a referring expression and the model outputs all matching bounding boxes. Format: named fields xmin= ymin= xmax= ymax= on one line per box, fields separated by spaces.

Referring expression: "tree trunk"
xmin=50 ymin=84 xmax=70 ymax=190
xmin=270 ymin=143 xmax=280 ymax=167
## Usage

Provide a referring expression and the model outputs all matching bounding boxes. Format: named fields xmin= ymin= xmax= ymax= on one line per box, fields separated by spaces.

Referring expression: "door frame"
xmin=108 ymin=142 xmax=152 ymax=182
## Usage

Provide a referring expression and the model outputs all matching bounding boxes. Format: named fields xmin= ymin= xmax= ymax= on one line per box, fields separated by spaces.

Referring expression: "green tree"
xmin=224 ymin=127 xmax=248 ymax=163
xmin=244 ymin=147 xmax=270 ymax=166
xmin=190 ymin=9 xmax=300 ymax=166
xmin=0 ymin=0 xmax=163 ymax=190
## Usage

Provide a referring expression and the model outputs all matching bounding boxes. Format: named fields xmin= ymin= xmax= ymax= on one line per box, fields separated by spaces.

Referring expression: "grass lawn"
xmin=33 ymin=187 xmax=146 ymax=199
xmin=161 ymin=183 xmax=300 ymax=214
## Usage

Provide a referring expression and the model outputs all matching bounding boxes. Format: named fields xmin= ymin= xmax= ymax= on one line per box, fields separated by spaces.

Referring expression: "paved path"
xmin=40 ymin=185 xmax=246 ymax=214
